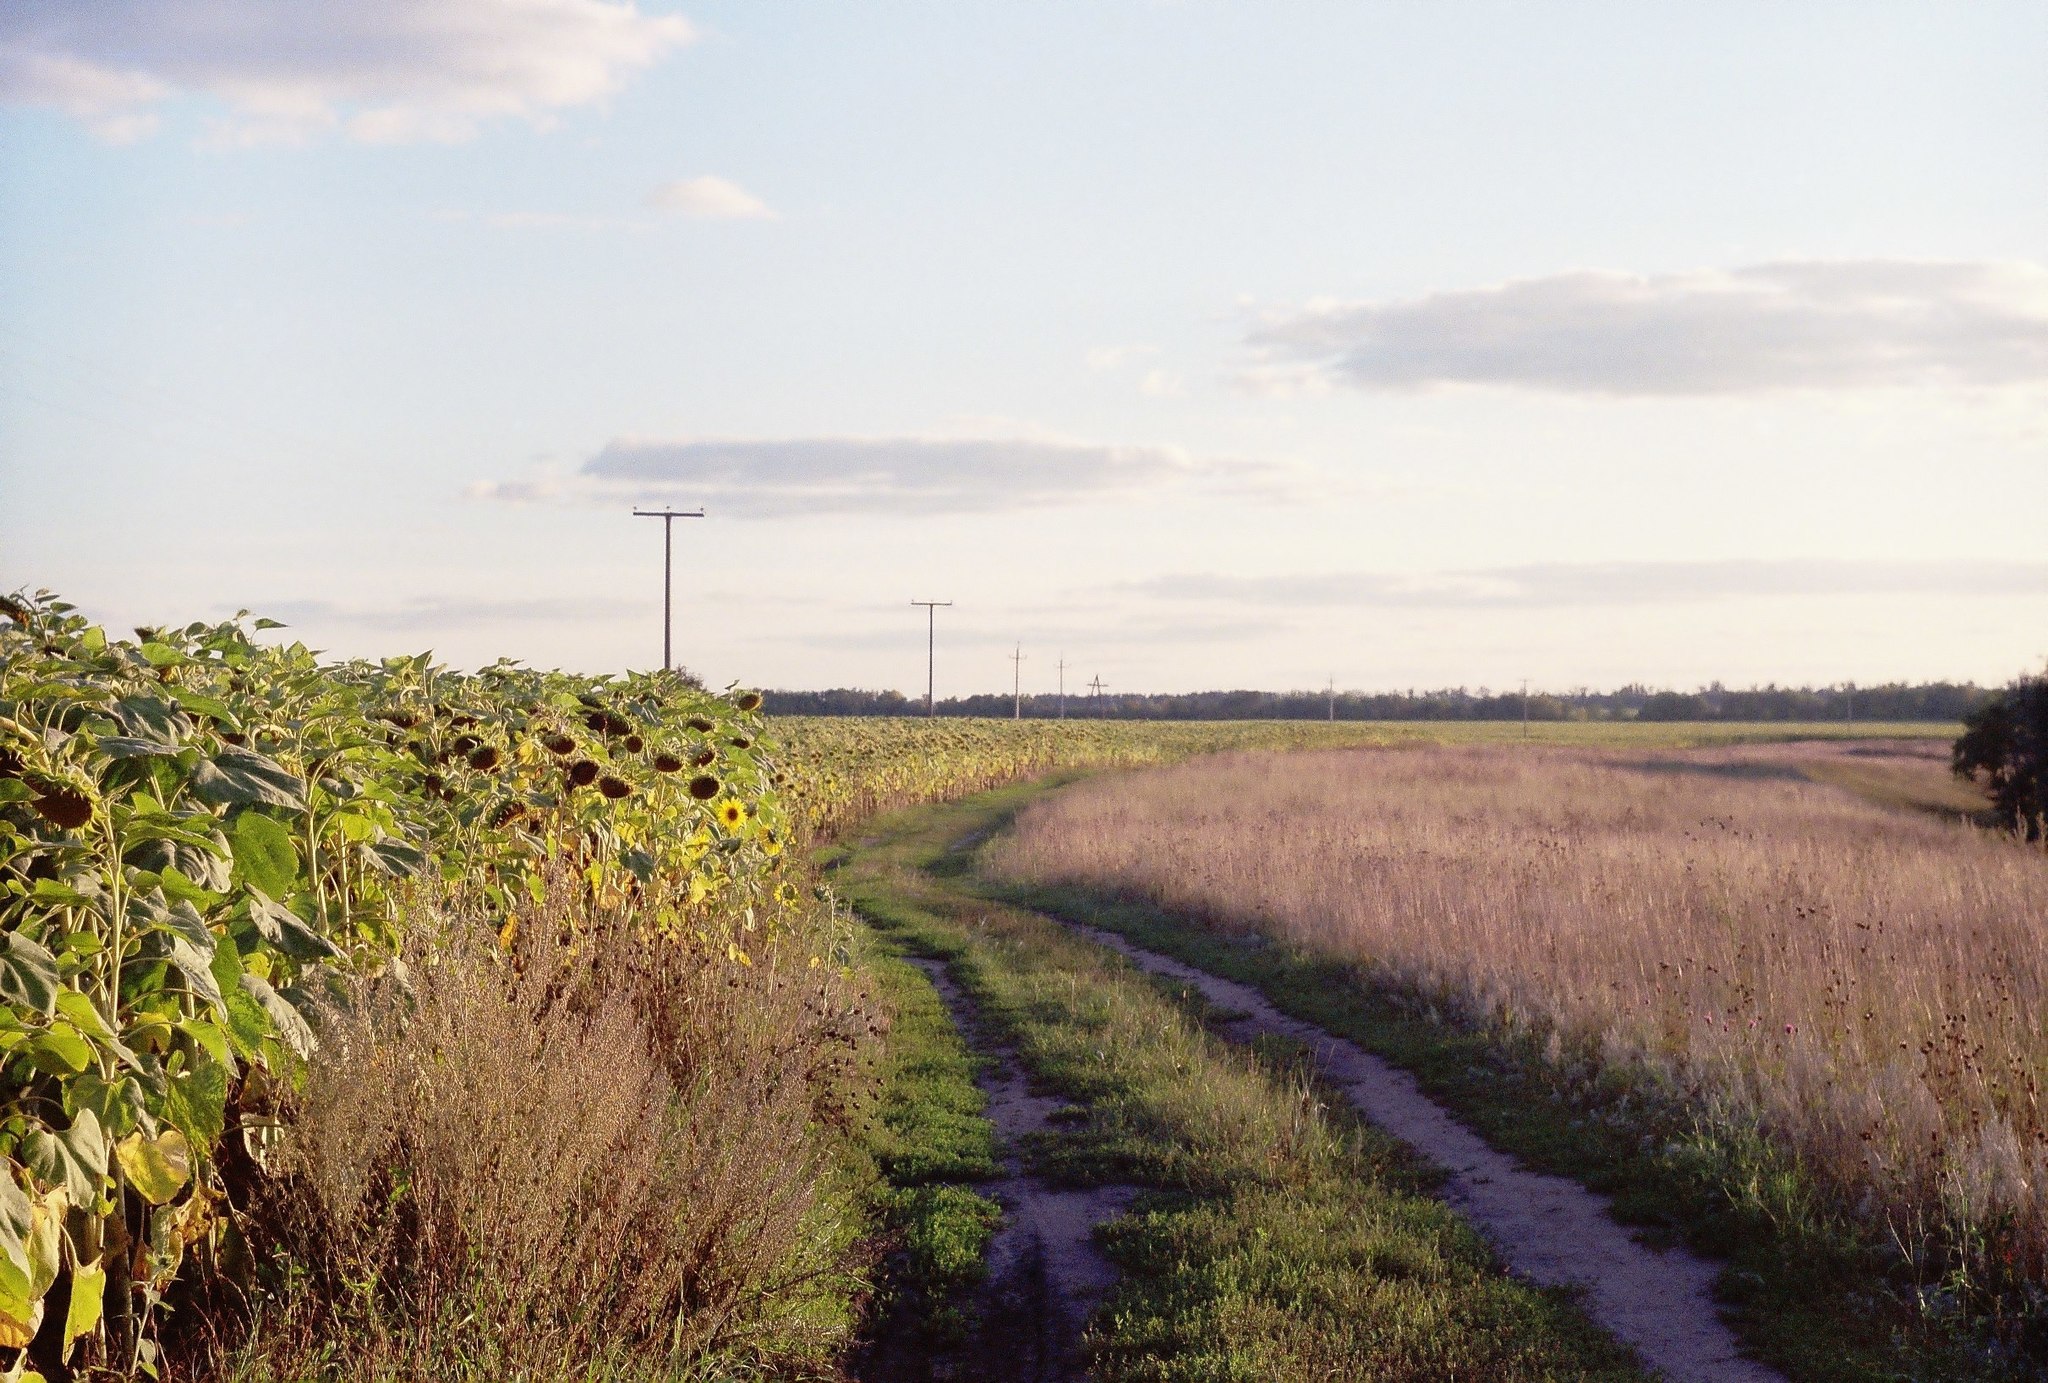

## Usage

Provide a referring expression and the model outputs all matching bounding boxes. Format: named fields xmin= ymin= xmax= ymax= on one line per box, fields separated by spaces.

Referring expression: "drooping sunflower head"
xmin=597 ymin=775 xmax=632 ymax=800
xmin=585 ymin=709 xmax=635 ymax=738
xmin=567 ymin=760 xmax=600 ymax=788
xmin=652 ymin=752 xmax=684 ymax=773
xmin=28 ymin=779 xmax=93 ymax=830
xmin=688 ymin=774 xmax=720 ymax=801
xmin=735 ymin=692 xmax=763 ymax=713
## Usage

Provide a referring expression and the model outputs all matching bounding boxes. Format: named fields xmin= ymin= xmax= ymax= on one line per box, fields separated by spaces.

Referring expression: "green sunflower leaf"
xmin=190 ymin=747 xmax=306 ymax=812
xmin=0 ymin=933 xmax=59 ymax=1016
xmin=228 ymin=811 xmax=299 ymax=899
xmin=21 ymin=1110 xmax=106 ymax=1205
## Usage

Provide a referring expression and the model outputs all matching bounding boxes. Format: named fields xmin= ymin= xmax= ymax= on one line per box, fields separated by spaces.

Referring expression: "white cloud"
xmin=0 ymin=43 xmax=166 ymax=115
xmin=646 ymin=175 xmax=775 ymax=219
xmin=1086 ymin=345 xmax=1187 ymax=399
xmin=0 ymin=0 xmax=692 ymax=144
xmin=1231 ymin=363 xmax=1334 ymax=400
xmin=1247 ymin=261 xmax=2048 ymax=396
xmin=1135 ymin=559 xmax=2048 ymax=608
xmin=471 ymin=434 xmax=1282 ymax=516
xmin=1086 ymin=343 xmax=1157 ymax=371
xmin=1140 ymin=368 xmax=1186 ymax=398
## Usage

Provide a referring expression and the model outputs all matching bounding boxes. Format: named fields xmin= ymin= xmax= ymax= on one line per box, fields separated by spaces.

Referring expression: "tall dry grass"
xmin=206 ymin=876 xmax=879 ymax=1382
xmin=988 ymin=741 xmax=2048 ymax=1296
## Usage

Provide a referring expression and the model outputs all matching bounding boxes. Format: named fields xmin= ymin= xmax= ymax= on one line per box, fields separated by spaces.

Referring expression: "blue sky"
xmin=2 ymin=1 xmax=2044 ymax=696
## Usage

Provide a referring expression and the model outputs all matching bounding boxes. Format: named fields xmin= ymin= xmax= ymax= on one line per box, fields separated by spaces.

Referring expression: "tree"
xmin=1952 ymin=672 xmax=2048 ymax=838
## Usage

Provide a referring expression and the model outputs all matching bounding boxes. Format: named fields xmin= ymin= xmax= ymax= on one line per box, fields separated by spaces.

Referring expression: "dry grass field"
xmin=988 ymin=740 xmax=2048 ymax=1298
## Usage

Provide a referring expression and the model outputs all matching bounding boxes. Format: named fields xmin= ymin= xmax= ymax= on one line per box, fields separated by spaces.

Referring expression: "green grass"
xmin=862 ymin=947 xmax=1002 ymax=1186
xmin=847 ymin=926 xmax=1006 ymax=1362
xmin=835 ymin=784 xmax=1648 ymax=1383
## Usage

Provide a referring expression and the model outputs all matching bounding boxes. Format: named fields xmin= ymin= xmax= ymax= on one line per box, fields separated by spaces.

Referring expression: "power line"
xmin=632 ymin=507 xmax=704 ymax=671
xmin=912 ymin=600 xmax=952 ymax=716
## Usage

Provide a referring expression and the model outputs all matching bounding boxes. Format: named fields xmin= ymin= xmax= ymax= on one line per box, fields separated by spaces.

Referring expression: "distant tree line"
xmin=763 ymin=681 xmax=1993 ymax=723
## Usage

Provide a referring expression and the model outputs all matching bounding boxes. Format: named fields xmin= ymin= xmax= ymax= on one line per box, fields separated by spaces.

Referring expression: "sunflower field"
xmin=0 ymin=592 xmax=797 ymax=1377
xmin=772 ymin=713 xmax=1392 ymax=838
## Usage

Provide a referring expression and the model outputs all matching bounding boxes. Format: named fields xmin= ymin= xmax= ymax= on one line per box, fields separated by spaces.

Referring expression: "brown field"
xmin=987 ymin=739 xmax=2048 ymax=1287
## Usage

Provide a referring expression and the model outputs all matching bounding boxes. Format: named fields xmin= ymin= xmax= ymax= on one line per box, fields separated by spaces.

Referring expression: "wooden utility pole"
xmin=1327 ymin=674 xmax=1336 ymax=722
xmin=1056 ymin=655 xmax=1068 ymax=720
xmin=632 ymin=507 xmax=705 ymax=671
xmin=912 ymin=600 xmax=952 ymax=716
xmin=1010 ymin=643 xmax=1026 ymax=720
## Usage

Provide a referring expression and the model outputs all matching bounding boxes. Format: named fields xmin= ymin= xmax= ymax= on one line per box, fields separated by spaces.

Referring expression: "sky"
xmin=1 ymin=1 xmax=2044 ymax=699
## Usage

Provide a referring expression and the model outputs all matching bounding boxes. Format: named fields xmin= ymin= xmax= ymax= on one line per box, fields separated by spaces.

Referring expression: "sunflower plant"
xmin=0 ymin=593 xmax=783 ymax=1377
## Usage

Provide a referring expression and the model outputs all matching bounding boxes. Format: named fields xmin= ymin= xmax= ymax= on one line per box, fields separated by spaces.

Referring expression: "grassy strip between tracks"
xmin=983 ymin=879 xmax=2029 ymax=1375
xmin=849 ymin=936 xmax=1004 ymax=1364
xmin=832 ymin=782 xmax=1646 ymax=1383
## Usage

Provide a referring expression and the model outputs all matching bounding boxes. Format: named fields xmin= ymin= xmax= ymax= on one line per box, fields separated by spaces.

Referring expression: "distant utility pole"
xmin=632 ymin=506 xmax=705 ymax=671
xmin=1056 ymin=656 xmax=1068 ymax=720
xmin=1010 ymin=643 xmax=1027 ymax=720
xmin=1088 ymin=674 xmax=1107 ymax=718
xmin=911 ymin=600 xmax=952 ymax=716
xmin=1327 ymin=675 xmax=1336 ymax=722
xmin=1522 ymin=678 xmax=1531 ymax=740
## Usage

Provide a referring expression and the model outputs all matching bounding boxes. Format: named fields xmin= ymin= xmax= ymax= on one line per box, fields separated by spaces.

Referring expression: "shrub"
xmin=1953 ymin=672 xmax=2048 ymax=838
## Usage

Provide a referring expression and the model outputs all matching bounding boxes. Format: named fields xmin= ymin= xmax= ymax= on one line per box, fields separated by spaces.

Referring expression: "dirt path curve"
xmin=908 ymin=959 xmax=1138 ymax=1382
xmin=1056 ymin=923 xmax=1785 ymax=1383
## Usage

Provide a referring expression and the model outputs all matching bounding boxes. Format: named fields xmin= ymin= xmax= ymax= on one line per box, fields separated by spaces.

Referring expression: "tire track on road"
xmin=908 ymin=958 xmax=1137 ymax=1382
